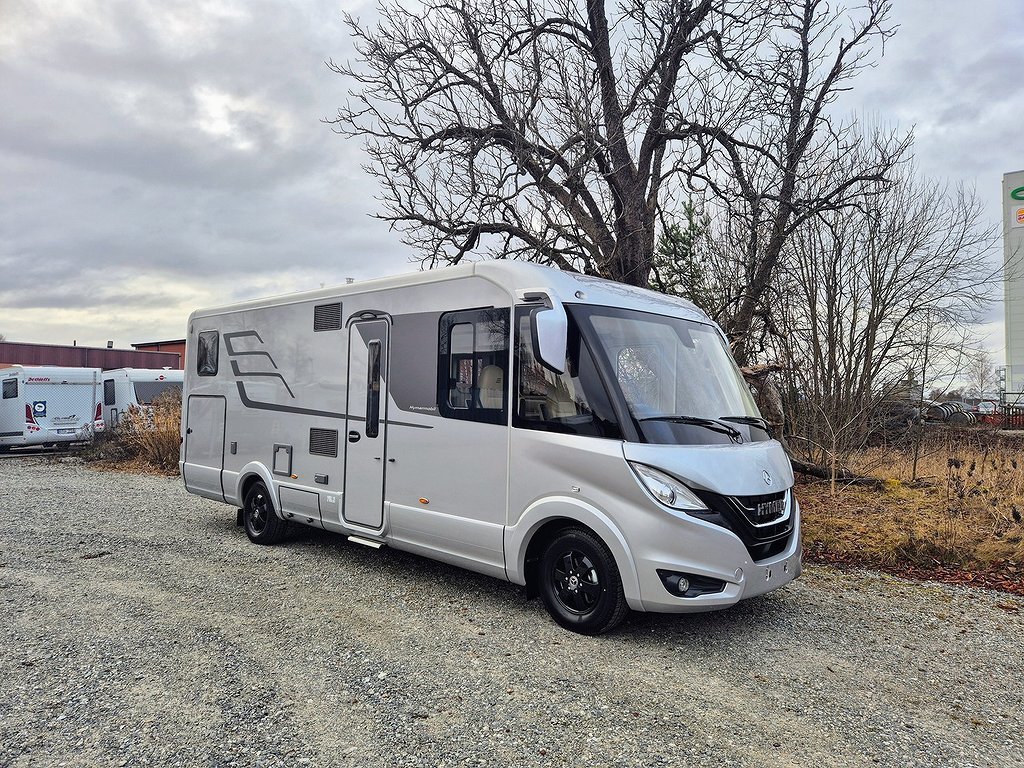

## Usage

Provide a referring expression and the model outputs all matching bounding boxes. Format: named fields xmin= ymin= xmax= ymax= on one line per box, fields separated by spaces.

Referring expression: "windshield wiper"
xmin=719 ymin=415 xmax=773 ymax=434
xmin=638 ymin=415 xmax=743 ymax=440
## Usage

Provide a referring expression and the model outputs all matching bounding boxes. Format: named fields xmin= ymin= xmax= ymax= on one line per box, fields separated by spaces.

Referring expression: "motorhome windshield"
xmin=571 ymin=306 xmax=768 ymax=445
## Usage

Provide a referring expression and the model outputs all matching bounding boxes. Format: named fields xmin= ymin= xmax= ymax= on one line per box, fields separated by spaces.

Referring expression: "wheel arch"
xmin=235 ymin=462 xmax=281 ymax=519
xmin=505 ymin=497 xmax=643 ymax=610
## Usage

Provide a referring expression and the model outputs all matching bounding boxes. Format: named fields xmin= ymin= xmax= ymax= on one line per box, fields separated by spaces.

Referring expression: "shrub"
xmin=114 ymin=389 xmax=182 ymax=472
xmin=80 ymin=389 xmax=182 ymax=473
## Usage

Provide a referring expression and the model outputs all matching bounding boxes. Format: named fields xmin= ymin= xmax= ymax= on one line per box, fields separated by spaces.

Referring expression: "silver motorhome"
xmin=180 ymin=262 xmax=800 ymax=633
xmin=0 ymin=365 xmax=104 ymax=450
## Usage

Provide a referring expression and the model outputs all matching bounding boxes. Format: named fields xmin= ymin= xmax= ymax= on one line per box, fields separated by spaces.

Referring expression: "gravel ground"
xmin=1 ymin=455 xmax=1022 ymax=768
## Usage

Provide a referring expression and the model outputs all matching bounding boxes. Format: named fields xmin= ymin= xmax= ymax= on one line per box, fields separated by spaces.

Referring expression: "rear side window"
xmin=437 ymin=308 xmax=510 ymax=425
xmin=197 ymin=331 xmax=219 ymax=376
xmin=103 ymin=379 xmax=115 ymax=406
xmin=2 ymin=379 xmax=16 ymax=399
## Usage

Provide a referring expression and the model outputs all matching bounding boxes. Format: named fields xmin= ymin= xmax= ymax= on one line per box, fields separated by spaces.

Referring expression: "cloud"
xmin=0 ymin=0 xmax=413 ymax=347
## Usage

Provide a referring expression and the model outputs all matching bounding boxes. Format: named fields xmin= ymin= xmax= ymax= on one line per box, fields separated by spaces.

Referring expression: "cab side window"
xmin=437 ymin=308 xmax=509 ymax=425
xmin=513 ymin=308 xmax=621 ymax=438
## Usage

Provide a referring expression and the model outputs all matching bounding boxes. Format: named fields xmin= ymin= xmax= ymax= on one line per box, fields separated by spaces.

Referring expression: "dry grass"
xmin=82 ymin=391 xmax=181 ymax=475
xmin=799 ymin=429 xmax=1024 ymax=575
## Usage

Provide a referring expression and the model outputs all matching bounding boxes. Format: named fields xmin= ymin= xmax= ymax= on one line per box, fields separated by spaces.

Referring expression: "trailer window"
xmin=513 ymin=308 xmax=621 ymax=438
xmin=2 ymin=379 xmax=16 ymax=399
xmin=438 ymin=308 xmax=509 ymax=425
xmin=103 ymin=379 xmax=115 ymax=406
xmin=197 ymin=331 xmax=219 ymax=376
xmin=134 ymin=381 xmax=182 ymax=405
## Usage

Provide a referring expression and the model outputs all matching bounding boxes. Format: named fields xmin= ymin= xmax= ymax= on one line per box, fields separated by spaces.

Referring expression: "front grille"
xmin=733 ymin=490 xmax=788 ymax=526
xmin=690 ymin=488 xmax=794 ymax=562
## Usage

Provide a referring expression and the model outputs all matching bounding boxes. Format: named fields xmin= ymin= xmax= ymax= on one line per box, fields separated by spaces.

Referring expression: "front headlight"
xmin=628 ymin=462 xmax=708 ymax=512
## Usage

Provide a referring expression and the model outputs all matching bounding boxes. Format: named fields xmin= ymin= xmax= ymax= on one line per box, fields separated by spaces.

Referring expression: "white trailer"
xmin=180 ymin=262 xmax=801 ymax=634
xmin=0 ymin=365 xmax=104 ymax=451
xmin=101 ymin=368 xmax=184 ymax=427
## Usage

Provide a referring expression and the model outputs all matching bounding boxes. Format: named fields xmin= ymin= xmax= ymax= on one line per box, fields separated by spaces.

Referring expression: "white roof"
xmin=188 ymin=260 xmax=711 ymax=324
xmin=0 ymin=365 xmax=100 ymax=380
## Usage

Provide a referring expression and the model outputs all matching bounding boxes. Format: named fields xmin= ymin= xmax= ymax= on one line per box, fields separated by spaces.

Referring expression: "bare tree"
xmin=329 ymin=0 xmax=754 ymax=285
xmin=332 ymin=0 xmax=911 ymax=377
xmin=771 ymin=162 xmax=998 ymax=464
xmin=964 ymin=350 xmax=997 ymax=399
xmin=677 ymin=0 xmax=908 ymax=362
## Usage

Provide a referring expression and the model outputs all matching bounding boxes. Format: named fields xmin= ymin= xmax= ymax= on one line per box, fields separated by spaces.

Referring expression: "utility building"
xmin=1003 ymin=169 xmax=1024 ymax=394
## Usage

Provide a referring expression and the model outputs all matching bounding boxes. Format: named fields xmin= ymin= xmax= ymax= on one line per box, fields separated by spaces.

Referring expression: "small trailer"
xmin=101 ymin=368 xmax=184 ymax=428
xmin=0 ymin=365 xmax=104 ymax=451
xmin=180 ymin=262 xmax=800 ymax=634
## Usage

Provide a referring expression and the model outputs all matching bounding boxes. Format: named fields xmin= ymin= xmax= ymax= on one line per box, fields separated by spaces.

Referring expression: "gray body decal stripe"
xmin=229 ymin=360 xmax=296 ymax=398
xmin=234 ymin=383 xmax=432 ymax=429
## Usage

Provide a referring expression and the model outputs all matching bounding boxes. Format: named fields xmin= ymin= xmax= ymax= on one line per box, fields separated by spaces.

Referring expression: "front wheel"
xmin=243 ymin=481 xmax=289 ymax=545
xmin=539 ymin=527 xmax=629 ymax=635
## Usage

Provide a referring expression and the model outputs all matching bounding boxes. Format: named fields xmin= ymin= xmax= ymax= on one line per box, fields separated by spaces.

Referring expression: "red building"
xmin=0 ymin=341 xmax=180 ymax=370
xmin=131 ymin=339 xmax=186 ymax=369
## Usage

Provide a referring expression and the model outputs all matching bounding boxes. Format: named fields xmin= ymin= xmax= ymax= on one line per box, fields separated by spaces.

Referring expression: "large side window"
xmin=437 ymin=308 xmax=510 ymax=425
xmin=103 ymin=379 xmax=115 ymax=406
xmin=2 ymin=379 xmax=16 ymax=399
xmin=513 ymin=307 xmax=621 ymax=438
xmin=197 ymin=331 xmax=219 ymax=376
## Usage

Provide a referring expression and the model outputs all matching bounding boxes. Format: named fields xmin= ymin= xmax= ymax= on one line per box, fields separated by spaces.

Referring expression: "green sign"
xmin=1012 ymin=185 xmax=1024 ymax=201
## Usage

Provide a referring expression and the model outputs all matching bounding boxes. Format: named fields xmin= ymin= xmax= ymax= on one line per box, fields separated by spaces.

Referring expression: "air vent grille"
xmin=309 ymin=427 xmax=339 ymax=457
xmin=313 ymin=302 xmax=343 ymax=331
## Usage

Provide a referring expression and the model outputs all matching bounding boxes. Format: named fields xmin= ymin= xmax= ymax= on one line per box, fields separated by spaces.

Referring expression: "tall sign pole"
xmin=1003 ymin=170 xmax=1024 ymax=393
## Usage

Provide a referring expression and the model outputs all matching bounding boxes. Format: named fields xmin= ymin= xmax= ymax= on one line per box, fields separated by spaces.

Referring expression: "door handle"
xmin=186 ymin=428 xmax=192 ymax=434
xmin=348 ymin=430 xmax=361 ymax=443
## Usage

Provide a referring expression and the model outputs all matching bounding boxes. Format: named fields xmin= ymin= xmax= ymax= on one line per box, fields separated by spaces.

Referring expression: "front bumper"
xmin=630 ymin=499 xmax=802 ymax=613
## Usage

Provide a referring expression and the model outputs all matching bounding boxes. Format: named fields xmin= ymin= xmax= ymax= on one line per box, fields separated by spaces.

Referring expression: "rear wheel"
xmin=539 ymin=527 xmax=629 ymax=635
xmin=243 ymin=481 xmax=289 ymax=545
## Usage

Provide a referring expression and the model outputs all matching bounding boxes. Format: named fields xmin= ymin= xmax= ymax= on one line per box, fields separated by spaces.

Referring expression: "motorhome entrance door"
xmin=343 ymin=318 xmax=389 ymax=529
xmin=183 ymin=395 xmax=226 ymax=500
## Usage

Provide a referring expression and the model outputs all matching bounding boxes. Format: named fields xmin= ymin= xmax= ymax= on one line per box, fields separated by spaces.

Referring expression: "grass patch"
xmin=799 ymin=429 xmax=1024 ymax=595
xmin=80 ymin=390 xmax=181 ymax=475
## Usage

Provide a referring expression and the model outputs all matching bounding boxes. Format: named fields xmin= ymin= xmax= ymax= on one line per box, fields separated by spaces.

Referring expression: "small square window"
xmin=197 ymin=331 xmax=219 ymax=376
xmin=2 ymin=379 xmax=16 ymax=399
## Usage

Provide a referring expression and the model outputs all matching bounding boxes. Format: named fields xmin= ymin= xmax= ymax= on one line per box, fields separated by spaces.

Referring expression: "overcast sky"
xmin=1 ymin=0 xmax=1021 ymax=357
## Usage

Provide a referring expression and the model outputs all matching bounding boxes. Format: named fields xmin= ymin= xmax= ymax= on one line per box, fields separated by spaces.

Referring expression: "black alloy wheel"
xmin=539 ymin=527 xmax=629 ymax=635
xmin=243 ymin=481 xmax=289 ymax=545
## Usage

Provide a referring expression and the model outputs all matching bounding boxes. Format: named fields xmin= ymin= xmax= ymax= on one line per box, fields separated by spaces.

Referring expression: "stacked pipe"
xmin=925 ymin=401 xmax=976 ymax=425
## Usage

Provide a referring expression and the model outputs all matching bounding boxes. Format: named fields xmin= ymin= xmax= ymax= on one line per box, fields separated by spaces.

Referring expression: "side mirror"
xmin=532 ymin=300 xmax=568 ymax=374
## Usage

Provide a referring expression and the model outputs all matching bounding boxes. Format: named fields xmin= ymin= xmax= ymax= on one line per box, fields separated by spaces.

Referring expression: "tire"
xmin=243 ymin=481 xmax=289 ymax=545
xmin=538 ymin=527 xmax=629 ymax=635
